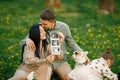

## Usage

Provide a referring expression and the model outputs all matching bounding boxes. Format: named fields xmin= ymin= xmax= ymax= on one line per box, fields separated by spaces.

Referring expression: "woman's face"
xmin=39 ymin=26 xmax=46 ymax=40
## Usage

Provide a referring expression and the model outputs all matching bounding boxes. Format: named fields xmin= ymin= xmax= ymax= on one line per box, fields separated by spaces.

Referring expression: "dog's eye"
xmin=75 ymin=52 xmax=78 ymax=55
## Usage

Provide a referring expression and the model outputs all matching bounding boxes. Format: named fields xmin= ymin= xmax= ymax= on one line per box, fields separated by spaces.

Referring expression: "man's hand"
xmin=57 ymin=32 xmax=64 ymax=43
xmin=26 ymin=38 xmax=36 ymax=52
xmin=55 ymin=51 xmax=63 ymax=60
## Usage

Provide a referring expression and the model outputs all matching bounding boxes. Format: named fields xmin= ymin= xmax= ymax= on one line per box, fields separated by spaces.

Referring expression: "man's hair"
xmin=40 ymin=9 xmax=55 ymax=21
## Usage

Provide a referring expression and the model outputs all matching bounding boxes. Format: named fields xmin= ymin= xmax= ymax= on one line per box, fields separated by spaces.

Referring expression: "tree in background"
xmin=45 ymin=0 xmax=62 ymax=11
xmin=97 ymin=0 xmax=114 ymax=14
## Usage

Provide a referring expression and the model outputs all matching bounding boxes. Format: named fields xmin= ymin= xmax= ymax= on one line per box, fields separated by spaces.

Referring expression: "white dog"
xmin=68 ymin=51 xmax=88 ymax=80
xmin=72 ymin=51 xmax=88 ymax=68
xmin=68 ymin=49 xmax=118 ymax=80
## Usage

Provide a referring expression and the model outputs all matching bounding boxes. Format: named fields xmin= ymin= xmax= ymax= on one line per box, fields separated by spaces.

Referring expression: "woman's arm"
xmin=23 ymin=46 xmax=47 ymax=65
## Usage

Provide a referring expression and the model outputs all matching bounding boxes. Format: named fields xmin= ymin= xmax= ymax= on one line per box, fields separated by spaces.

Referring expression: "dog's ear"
xmin=83 ymin=51 xmax=88 ymax=56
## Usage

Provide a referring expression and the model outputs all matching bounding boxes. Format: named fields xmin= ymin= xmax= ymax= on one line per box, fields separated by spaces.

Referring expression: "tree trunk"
xmin=45 ymin=0 xmax=61 ymax=11
xmin=98 ymin=0 xmax=114 ymax=14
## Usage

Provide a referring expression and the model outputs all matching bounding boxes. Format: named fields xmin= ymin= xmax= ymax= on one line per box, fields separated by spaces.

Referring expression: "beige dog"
xmin=68 ymin=51 xmax=88 ymax=80
xmin=72 ymin=51 xmax=88 ymax=67
xmin=68 ymin=49 xmax=118 ymax=80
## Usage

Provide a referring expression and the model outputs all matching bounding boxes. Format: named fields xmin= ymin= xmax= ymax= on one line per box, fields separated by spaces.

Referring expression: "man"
xmin=21 ymin=9 xmax=86 ymax=80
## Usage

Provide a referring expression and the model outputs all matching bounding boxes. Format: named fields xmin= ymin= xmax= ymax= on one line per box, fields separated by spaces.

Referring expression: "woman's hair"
xmin=40 ymin=9 xmax=55 ymax=21
xmin=101 ymin=47 xmax=114 ymax=65
xmin=21 ymin=24 xmax=48 ymax=62
xmin=29 ymin=24 xmax=40 ymax=58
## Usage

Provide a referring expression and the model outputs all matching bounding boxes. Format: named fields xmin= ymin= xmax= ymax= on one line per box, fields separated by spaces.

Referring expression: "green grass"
xmin=0 ymin=0 xmax=120 ymax=80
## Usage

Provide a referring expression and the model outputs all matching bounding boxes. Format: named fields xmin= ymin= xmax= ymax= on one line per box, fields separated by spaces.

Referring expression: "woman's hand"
xmin=46 ymin=54 xmax=55 ymax=63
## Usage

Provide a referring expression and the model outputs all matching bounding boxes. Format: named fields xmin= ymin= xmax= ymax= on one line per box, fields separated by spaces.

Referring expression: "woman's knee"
xmin=55 ymin=62 xmax=72 ymax=80
xmin=9 ymin=70 xmax=29 ymax=80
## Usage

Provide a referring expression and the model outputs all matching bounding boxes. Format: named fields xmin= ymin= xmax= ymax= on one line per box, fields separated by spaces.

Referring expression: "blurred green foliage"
xmin=0 ymin=0 xmax=120 ymax=80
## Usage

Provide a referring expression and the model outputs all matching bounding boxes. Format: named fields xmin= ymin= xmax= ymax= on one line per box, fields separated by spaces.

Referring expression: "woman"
xmin=9 ymin=24 xmax=64 ymax=80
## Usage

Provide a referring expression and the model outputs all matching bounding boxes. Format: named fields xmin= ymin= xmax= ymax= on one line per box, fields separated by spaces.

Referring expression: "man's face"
xmin=40 ymin=19 xmax=55 ymax=30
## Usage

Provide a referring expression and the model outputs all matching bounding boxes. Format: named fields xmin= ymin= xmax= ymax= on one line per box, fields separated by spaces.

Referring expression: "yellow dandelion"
xmin=8 ymin=46 xmax=13 ymax=50
xmin=118 ymin=66 xmax=120 ymax=69
xmin=93 ymin=45 xmax=96 ymax=49
xmin=104 ymin=41 xmax=107 ymax=44
xmin=11 ymin=55 xmax=14 ymax=58
xmin=88 ymin=29 xmax=92 ymax=33
xmin=92 ymin=54 xmax=96 ymax=58
xmin=107 ymin=40 xmax=110 ymax=43
xmin=16 ymin=53 xmax=19 ymax=56
xmin=8 ymin=57 xmax=11 ymax=59
xmin=28 ymin=7 xmax=32 ymax=11
xmin=97 ymin=34 xmax=101 ymax=38
xmin=82 ymin=42 xmax=85 ymax=45
xmin=98 ymin=29 xmax=101 ymax=33
xmin=101 ymin=45 xmax=105 ymax=49
xmin=115 ymin=42 xmax=118 ymax=46
xmin=112 ymin=44 xmax=115 ymax=47
xmin=104 ymin=33 xmax=107 ymax=37
xmin=118 ymin=35 xmax=120 ymax=38
xmin=10 ymin=63 xmax=12 ymax=66
xmin=6 ymin=16 xmax=10 ymax=21
xmin=0 ymin=61 xmax=2 ymax=64
xmin=89 ymin=33 xmax=94 ymax=37
xmin=104 ymin=78 xmax=109 ymax=80
xmin=98 ymin=45 xmax=100 ymax=48
xmin=6 ymin=14 xmax=11 ymax=21
xmin=112 ymin=27 xmax=115 ymax=31
xmin=67 ymin=52 xmax=70 ymax=54
xmin=102 ymin=35 xmax=105 ymax=38
xmin=117 ymin=54 xmax=120 ymax=59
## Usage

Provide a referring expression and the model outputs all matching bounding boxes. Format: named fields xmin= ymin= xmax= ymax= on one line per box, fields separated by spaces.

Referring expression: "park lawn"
xmin=0 ymin=0 xmax=120 ymax=80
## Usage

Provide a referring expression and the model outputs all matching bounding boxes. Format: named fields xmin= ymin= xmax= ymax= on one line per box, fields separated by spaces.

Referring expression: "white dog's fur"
xmin=72 ymin=51 xmax=88 ymax=67
xmin=69 ymin=50 xmax=118 ymax=80
xmin=68 ymin=51 xmax=88 ymax=80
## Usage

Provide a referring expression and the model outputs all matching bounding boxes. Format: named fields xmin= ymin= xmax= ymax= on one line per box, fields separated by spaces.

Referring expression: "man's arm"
xmin=20 ymin=34 xmax=29 ymax=48
xmin=63 ymin=24 xmax=83 ymax=51
xmin=20 ymin=34 xmax=36 ymax=51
